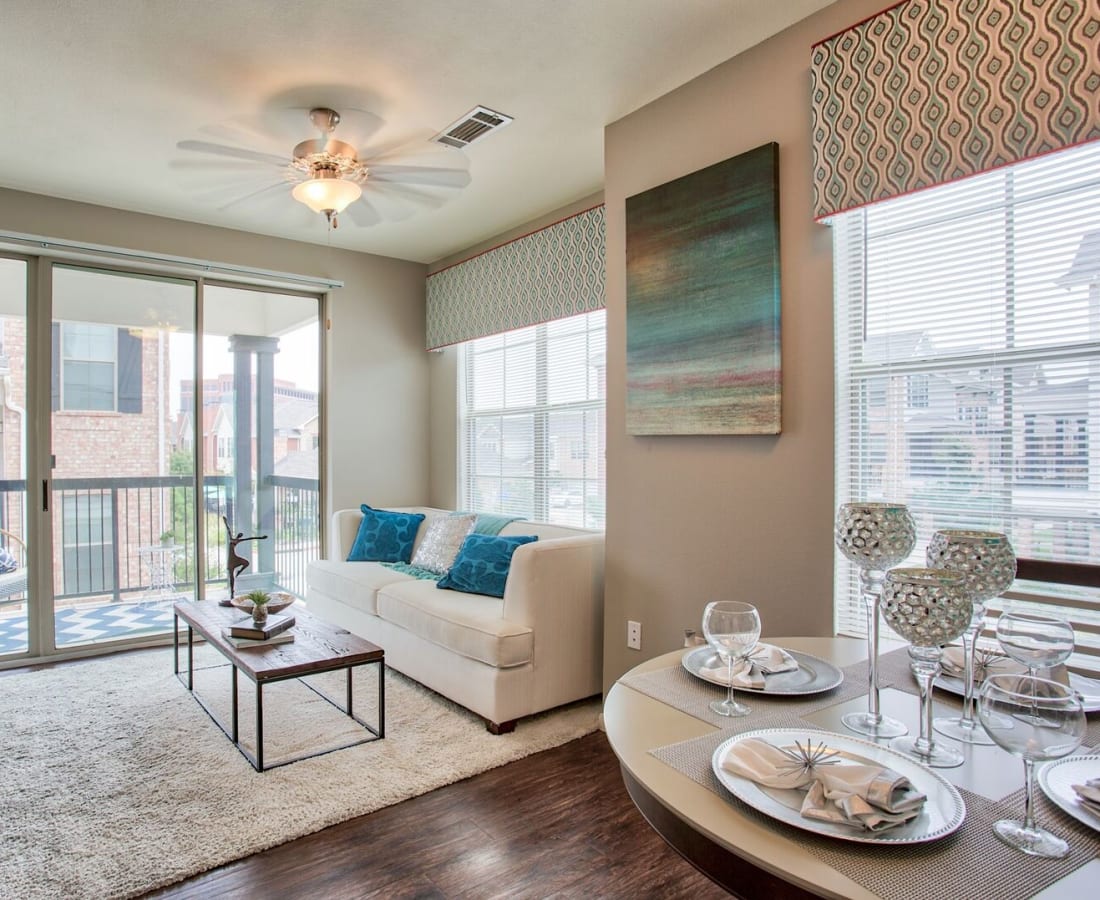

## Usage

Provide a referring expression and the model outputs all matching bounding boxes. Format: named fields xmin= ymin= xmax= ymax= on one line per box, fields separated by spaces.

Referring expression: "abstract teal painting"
xmin=626 ymin=143 xmax=781 ymax=435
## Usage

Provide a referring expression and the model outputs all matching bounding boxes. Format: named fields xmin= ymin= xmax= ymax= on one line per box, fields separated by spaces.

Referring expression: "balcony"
xmin=0 ymin=474 xmax=320 ymax=652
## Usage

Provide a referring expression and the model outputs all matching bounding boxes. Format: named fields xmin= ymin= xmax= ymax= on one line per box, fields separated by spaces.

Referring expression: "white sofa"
xmin=305 ymin=507 xmax=604 ymax=732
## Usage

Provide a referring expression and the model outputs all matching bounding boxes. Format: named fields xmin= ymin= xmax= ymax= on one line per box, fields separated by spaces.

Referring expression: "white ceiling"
xmin=0 ymin=1 xmax=834 ymax=264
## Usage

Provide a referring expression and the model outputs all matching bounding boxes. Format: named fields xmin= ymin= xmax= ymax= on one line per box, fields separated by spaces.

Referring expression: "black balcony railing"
xmin=0 ymin=475 xmax=320 ymax=604
xmin=268 ymin=474 xmax=322 ymax=600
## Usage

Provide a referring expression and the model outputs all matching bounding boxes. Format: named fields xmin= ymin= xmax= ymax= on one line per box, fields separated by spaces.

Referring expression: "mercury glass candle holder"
xmin=926 ymin=530 xmax=1016 ymax=746
xmin=882 ymin=567 xmax=972 ymax=768
xmin=834 ymin=502 xmax=917 ymax=739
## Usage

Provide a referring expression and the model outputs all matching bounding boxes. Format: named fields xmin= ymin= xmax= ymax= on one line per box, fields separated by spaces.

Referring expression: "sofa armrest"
xmin=502 ymin=534 xmax=603 ymax=625
xmin=329 ymin=508 xmax=364 ymax=560
xmin=502 ymin=534 xmax=604 ymax=704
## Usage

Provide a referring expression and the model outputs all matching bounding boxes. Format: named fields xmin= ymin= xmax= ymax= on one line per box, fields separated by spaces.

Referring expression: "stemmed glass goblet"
xmin=996 ymin=611 xmax=1075 ymax=678
xmin=835 ymin=502 xmax=916 ymax=738
xmin=701 ymin=601 xmax=762 ymax=718
xmin=926 ymin=530 xmax=1016 ymax=746
xmin=880 ymin=567 xmax=972 ymax=767
xmin=978 ymin=674 xmax=1085 ymax=858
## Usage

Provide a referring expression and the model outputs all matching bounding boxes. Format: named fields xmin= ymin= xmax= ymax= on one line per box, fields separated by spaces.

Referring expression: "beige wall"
xmin=425 ymin=191 xmax=604 ymax=508
xmin=602 ymin=0 xmax=883 ymax=691
xmin=0 ymin=187 xmax=430 ymax=523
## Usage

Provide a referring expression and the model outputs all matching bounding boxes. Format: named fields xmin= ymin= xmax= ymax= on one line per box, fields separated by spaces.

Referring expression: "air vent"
xmin=433 ymin=106 xmax=514 ymax=148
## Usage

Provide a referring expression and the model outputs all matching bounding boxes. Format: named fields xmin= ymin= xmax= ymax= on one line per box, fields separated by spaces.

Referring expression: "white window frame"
xmin=832 ymin=142 xmax=1100 ymax=675
xmin=458 ymin=310 xmax=606 ymax=529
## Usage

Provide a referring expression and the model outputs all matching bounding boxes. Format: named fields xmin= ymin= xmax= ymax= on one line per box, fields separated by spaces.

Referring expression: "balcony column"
xmin=255 ymin=342 xmax=277 ymax=576
xmin=230 ymin=338 xmax=252 ymax=535
xmin=227 ymin=335 xmax=279 ymax=579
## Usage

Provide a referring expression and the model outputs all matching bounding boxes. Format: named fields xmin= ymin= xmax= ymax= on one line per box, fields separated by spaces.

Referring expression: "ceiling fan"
xmin=175 ymin=107 xmax=472 ymax=229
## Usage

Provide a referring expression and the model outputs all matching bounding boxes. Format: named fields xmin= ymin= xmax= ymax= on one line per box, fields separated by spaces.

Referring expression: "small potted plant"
xmin=246 ymin=589 xmax=271 ymax=625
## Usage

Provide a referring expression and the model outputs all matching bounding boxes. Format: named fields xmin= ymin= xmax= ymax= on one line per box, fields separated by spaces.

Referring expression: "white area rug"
xmin=1 ymin=646 xmax=601 ymax=899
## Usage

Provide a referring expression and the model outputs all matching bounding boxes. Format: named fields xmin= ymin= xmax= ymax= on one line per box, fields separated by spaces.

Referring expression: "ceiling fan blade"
xmin=358 ymin=132 xmax=446 ymax=162
xmin=362 ymin=181 xmax=448 ymax=210
xmin=169 ymin=158 xmax=277 ymax=172
xmin=177 ymin=140 xmax=289 ymax=167
xmin=344 ymin=198 xmax=382 ymax=228
xmin=357 ymin=186 xmax=436 ymax=223
xmin=199 ymin=116 xmax=287 ymax=150
xmin=367 ymin=164 xmax=472 ymax=188
xmin=215 ymin=180 xmax=290 ymax=212
xmin=190 ymin=176 xmax=283 ymax=203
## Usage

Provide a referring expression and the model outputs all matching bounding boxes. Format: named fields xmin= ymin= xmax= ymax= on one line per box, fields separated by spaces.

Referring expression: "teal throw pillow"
xmin=347 ymin=505 xmax=426 ymax=564
xmin=436 ymin=533 xmax=538 ymax=598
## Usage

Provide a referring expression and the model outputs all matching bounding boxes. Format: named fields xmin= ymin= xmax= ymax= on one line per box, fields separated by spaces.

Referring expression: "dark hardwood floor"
xmin=146 ymin=731 xmax=731 ymax=899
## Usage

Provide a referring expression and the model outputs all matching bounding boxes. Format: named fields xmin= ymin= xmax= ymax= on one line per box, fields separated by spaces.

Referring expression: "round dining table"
xmin=603 ymin=636 xmax=1099 ymax=900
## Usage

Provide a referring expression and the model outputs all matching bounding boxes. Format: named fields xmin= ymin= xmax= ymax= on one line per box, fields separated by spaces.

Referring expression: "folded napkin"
xmin=718 ymin=736 xmax=818 ymax=791
xmin=802 ymin=764 xmax=926 ymax=832
xmin=941 ymin=645 xmax=1024 ymax=682
xmin=700 ymin=643 xmax=799 ymax=689
xmin=1072 ymin=778 xmax=1100 ymax=814
xmin=720 ymin=738 xmax=926 ymax=832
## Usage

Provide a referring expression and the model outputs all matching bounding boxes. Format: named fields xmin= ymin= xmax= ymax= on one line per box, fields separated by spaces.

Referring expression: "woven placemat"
xmin=652 ymin=727 xmax=1100 ymax=900
xmin=875 ymin=648 xmax=1100 ymax=747
xmin=620 ymin=650 xmax=880 ymax=729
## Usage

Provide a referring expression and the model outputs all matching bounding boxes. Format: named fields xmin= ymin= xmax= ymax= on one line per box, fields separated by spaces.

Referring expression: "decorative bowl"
xmin=925 ymin=529 xmax=1016 ymax=604
xmin=881 ymin=567 xmax=971 ymax=647
xmin=834 ymin=502 xmax=916 ymax=570
xmin=229 ymin=591 xmax=295 ymax=615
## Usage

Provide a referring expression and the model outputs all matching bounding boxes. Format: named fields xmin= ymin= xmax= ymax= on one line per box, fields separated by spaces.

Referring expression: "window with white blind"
xmin=459 ymin=310 xmax=606 ymax=529
xmin=832 ymin=141 xmax=1100 ymax=676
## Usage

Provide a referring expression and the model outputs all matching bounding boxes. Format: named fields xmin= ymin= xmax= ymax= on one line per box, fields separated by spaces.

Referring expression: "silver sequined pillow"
xmin=411 ymin=514 xmax=477 ymax=575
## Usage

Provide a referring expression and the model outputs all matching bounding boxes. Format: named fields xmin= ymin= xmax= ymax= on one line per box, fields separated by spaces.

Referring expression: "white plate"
xmin=934 ymin=670 xmax=1100 ymax=713
xmin=682 ymin=646 xmax=844 ymax=696
xmin=711 ymin=728 xmax=966 ymax=845
xmin=1038 ymin=755 xmax=1100 ymax=833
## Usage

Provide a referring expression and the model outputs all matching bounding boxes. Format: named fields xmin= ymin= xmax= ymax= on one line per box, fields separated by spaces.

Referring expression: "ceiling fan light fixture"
xmin=292 ymin=176 xmax=362 ymax=216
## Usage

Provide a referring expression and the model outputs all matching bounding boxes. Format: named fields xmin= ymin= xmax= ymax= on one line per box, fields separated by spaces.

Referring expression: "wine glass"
xmin=978 ymin=674 xmax=1085 ymax=858
xmin=880 ymin=567 xmax=972 ymax=768
xmin=926 ymin=530 xmax=1016 ymax=746
xmin=835 ymin=502 xmax=916 ymax=738
xmin=701 ymin=601 xmax=762 ymax=717
xmin=996 ymin=611 xmax=1075 ymax=677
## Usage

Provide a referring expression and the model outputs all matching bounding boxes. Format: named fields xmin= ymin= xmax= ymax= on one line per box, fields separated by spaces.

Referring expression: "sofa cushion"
xmin=307 ymin=559 xmax=414 ymax=616
xmin=410 ymin=513 xmax=477 ymax=575
xmin=377 ymin=579 xmax=533 ymax=668
xmin=437 ymin=534 xmax=538 ymax=598
xmin=347 ymin=505 xmax=426 ymax=563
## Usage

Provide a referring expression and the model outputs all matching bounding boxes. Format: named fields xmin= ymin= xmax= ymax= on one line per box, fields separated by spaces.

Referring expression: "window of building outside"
xmin=55 ymin=321 xmax=145 ymax=414
xmin=832 ymin=140 xmax=1100 ymax=676
xmin=60 ymin=323 xmax=117 ymax=411
xmin=459 ymin=309 xmax=606 ymax=529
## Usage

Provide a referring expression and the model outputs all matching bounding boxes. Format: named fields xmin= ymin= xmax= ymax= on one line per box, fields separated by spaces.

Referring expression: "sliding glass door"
xmin=201 ymin=284 xmax=321 ymax=601
xmin=0 ymin=257 xmax=29 ymax=657
xmin=51 ymin=265 xmax=196 ymax=649
xmin=0 ymin=257 xmax=323 ymax=662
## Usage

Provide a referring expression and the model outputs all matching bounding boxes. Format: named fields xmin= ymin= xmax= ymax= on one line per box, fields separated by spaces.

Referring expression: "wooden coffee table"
xmin=173 ymin=600 xmax=384 ymax=771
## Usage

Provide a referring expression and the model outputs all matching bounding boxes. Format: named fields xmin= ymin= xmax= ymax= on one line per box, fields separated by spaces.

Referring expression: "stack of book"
xmin=222 ymin=613 xmax=296 ymax=649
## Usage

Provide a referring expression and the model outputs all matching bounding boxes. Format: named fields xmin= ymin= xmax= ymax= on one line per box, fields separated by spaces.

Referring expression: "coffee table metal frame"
xmin=173 ymin=602 xmax=384 ymax=772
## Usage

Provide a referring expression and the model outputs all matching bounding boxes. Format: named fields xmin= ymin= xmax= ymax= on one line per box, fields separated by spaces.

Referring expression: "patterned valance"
xmin=425 ymin=205 xmax=605 ymax=349
xmin=811 ymin=0 xmax=1100 ymax=219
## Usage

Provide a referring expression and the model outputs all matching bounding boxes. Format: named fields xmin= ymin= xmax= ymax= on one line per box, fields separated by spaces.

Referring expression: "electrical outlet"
xmin=627 ymin=620 xmax=642 ymax=650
